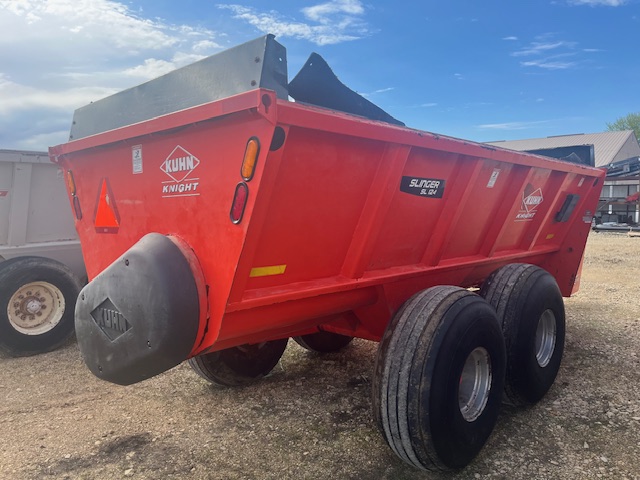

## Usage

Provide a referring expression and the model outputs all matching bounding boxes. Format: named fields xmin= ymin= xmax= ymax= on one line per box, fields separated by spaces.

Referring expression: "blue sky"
xmin=0 ymin=0 xmax=638 ymax=150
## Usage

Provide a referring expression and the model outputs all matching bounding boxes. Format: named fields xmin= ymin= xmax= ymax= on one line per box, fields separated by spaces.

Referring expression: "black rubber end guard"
xmin=75 ymin=233 xmax=200 ymax=385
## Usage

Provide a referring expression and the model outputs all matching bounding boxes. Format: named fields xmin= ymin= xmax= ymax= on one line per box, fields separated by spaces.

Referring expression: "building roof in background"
xmin=486 ymin=131 xmax=639 ymax=167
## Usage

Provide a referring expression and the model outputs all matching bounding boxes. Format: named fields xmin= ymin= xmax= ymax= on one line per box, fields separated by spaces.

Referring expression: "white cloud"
xmin=0 ymin=74 xmax=118 ymax=115
xmin=568 ymin=0 xmax=626 ymax=5
xmin=503 ymin=36 xmax=518 ymax=41
xmin=512 ymin=41 xmax=576 ymax=57
xmin=302 ymin=0 xmax=364 ymax=23
xmin=0 ymin=0 xmax=179 ymax=52
xmin=360 ymin=87 xmax=394 ymax=98
xmin=477 ymin=120 xmax=552 ymax=131
xmin=193 ymin=40 xmax=223 ymax=52
xmin=218 ymin=2 xmax=368 ymax=45
xmin=509 ymin=35 xmax=603 ymax=70
xmin=421 ymin=103 xmax=438 ymax=107
xmin=520 ymin=57 xmax=578 ymax=70
xmin=0 ymin=0 xmax=223 ymax=149
xmin=122 ymin=59 xmax=177 ymax=79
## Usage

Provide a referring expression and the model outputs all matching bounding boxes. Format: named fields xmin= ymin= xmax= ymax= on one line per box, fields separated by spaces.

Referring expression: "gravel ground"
xmin=1 ymin=232 xmax=639 ymax=480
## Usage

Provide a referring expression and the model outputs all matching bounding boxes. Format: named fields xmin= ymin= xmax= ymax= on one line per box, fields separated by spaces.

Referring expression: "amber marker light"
xmin=66 ymin=170 xmax=77 ymax=196
xmin=66 ymin=170 xmax=82 ymax=219
xmin=241 ymin=137 xmax=260 ymax=181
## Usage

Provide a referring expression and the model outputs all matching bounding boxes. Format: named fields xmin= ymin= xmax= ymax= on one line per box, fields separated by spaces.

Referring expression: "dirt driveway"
xmin=1 ymin=232 xmax=639 ymax=480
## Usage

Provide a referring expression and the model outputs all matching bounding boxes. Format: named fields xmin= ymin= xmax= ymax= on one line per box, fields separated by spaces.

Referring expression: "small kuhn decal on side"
xmin=400 ymin=176 xmax=445 ymax=198
xmin=161 ymin=145 xmax=201 ymax=198
xmin=90 ymin=298 xmax=131 ymax=341
xmin=516 ymin=184 xmax=543 ymax=221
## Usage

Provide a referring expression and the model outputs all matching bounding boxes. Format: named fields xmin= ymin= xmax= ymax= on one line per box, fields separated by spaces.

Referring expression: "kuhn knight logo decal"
xmin=161 ymin=145 xmax=201 ymax=198
xmin=516 ymin=184 xmax=543 ymax=221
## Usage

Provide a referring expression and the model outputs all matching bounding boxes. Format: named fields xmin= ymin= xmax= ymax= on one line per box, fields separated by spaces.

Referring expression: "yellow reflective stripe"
xmin=249 ymin=265 xmax=287 ymax=277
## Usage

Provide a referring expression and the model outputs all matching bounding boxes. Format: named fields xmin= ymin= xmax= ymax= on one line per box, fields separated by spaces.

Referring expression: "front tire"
xmin=0 ymin=257 xmax=81 ymax=356
xmin=188 ymin=338 xmax=288 ymax=387
xmin=480 ymin=263 xmax=565 ymax=406
xmin=372 ymin=286 xmax=506 ymax=471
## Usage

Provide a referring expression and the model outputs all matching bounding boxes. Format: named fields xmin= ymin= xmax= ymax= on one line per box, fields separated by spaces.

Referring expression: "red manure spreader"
xmin=50 ymin=36 xmax=604 ymax=470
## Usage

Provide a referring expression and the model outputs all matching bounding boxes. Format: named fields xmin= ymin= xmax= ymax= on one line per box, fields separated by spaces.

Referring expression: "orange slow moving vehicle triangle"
xmin=94 ymin=178 xmax=120 ymax=233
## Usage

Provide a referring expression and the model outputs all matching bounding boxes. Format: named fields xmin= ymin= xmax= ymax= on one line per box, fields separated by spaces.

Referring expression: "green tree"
xmin=607 ymin=112 xmax=640 ymax=139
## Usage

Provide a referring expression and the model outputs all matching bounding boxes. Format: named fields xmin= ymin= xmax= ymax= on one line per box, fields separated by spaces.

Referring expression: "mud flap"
xmin=75 ymin=234 xmax=200 ymax=385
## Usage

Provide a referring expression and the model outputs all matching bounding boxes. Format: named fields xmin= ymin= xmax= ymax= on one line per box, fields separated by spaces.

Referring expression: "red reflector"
xmin=94 ymin=178 xmax=120 ymax=233
xmin=230 ymin=183 xmax=249 ymax=224
xmin=73 ymin=196 xmax=83 ymax=220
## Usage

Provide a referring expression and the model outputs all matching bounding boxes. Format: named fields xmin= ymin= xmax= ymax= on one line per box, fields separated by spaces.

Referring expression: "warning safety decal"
xmin=400 ymin=176 xmax=446 ymax=198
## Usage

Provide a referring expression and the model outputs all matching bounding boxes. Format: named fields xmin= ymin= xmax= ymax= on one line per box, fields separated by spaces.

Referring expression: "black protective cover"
xmin=75 ymin=233 xmax=200 ymax=385
xmin=288 ymin=53 xmax=405 ymax=126
xmin=525 ymin=145 xmax=595 ymax=167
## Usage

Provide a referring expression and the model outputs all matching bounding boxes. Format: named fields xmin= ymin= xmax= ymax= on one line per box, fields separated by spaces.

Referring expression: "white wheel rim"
xmin=7 ymin=281 xmax=65 ymax=335
xmin=535 ymin=309 xmax=556 ymax=368
xmin=458 ymin=347 xmax=492 ymax=422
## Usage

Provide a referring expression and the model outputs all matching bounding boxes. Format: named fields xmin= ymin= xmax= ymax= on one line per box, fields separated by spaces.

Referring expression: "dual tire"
xmin=188 ymin=263 xmax=564 ymax=472
xmin=188 ymin=331 xmax=354 ymax=386
xmin=373 ymin=264 xmax=565 ymax=471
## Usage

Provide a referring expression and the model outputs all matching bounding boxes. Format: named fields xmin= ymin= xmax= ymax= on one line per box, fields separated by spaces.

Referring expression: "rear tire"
xmin=188 ymin=338 xmax=288 ymax=387
xmin=372 ymin=286 xmax=506 ymax=471
xmin=480 ymin=263 xmax=565 ymax=406
xmin=293 ymin=331 xmax=353 ymax=352
xmin=0 ymin=257 xmax=81 ymax=356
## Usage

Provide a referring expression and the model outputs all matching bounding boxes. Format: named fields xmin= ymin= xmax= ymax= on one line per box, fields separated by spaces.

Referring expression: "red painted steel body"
xmin=50 ymin=89 xmax=605 ymax=356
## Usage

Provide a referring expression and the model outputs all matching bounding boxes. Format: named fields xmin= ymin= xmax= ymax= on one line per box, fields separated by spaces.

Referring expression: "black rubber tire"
xmin=372 ymin=286 xmax=506 ymax=471
xmin=293 ymin=331 xmax=353 ymax=352
xmin=0 ymin=256 xmax=81 ymax=357
xmin=479 ymin=263 xmax=566 ymax=406
xmin=188 ymin=338 xmax=289 ymax=387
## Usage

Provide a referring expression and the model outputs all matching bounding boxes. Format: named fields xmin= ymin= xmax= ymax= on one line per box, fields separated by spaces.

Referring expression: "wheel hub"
xmin=459 ymin=347 xmax=492 ymax=422
xmin=535 ymin=309 xmax=556 ymax=368
xmin=7 ymin=282 xmax=65 ymax=335
xmin=25 ymin=298 xmax=44 ymax=315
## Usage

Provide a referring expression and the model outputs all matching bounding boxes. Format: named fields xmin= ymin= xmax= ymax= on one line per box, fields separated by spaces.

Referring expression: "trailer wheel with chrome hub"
xmin=372 ymin=286 xmax=506 ymax=471
xmin=480 ymin=263 xmax=566 ymax=406
xmin=189 ymin=338 xmax=289 ymax=387
xmin=0 ymin=256 xmax=81 ymax=356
